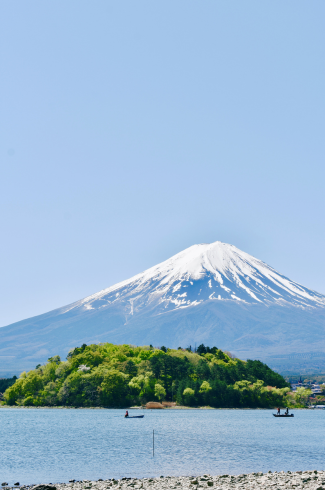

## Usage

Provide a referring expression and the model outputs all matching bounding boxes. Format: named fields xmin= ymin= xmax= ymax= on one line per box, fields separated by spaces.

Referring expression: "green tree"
xmin=197 ymin=344 xmax=207 ymax=355
xmin=154 ymin=383 xmax=166 ymax=401
xmin=129 ymin=374 xmax=153 ymax=400
xmin=294 ymin=387 xmax=312 ymax=406
xmin=23 ymin=396 xmax=35 ymax=406
xmin=199 ymin=380 xmax=212 ymax=404
xmin=0 ymin=377 xmax=17 ymax=398
xmin=199 ymin=380 xmax=212 ymax=393
xmin=197 ymin=359 xmax=210 ymax=379
xmin=183 ymin=387 xmax=195 ymax=406
xmin=48 ymin=355 xmax=61 ymax=364
xmin=100 ymin=369 xmax=128 ymax=406
xmin=124 ymin=360 xmax=137 ymax=377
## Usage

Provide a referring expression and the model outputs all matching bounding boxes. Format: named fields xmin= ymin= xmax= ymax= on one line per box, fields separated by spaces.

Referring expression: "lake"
xmin=1 ymin=408 xmax=324 ymax=485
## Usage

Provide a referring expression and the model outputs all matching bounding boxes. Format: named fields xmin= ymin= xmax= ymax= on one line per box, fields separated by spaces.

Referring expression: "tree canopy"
xmin=2 ymin=343 xmax=294 ymax=408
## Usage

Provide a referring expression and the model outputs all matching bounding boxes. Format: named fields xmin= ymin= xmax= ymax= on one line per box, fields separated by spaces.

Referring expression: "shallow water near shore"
xmin=1 ymin=408 xmax=324 ymax=485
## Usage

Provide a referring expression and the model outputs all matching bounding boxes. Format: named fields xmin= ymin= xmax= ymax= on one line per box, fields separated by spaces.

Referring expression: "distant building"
xmin=290 ymin=380 xmax=322 ymax=395
xmin=311 ymin=384 xmax=322 ymax=395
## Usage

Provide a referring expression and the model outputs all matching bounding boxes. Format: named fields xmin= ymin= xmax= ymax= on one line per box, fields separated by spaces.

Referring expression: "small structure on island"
xmin=146 ymin=401 xmax=164 ymax=409
xmin=162 ymin=401 xmax=176 ymax=407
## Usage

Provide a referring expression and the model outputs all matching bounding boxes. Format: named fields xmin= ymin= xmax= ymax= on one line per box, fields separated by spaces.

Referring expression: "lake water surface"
xmin=1 ymin=408 xmax=324 ymax=485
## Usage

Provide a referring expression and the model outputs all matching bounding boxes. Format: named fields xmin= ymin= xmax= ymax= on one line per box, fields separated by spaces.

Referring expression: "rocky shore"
xmin=2 ymin=471 xmax=325 ymax=490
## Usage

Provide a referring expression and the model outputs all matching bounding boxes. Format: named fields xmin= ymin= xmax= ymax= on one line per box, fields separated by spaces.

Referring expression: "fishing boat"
xmin=273 ymin=414 xmax=294 ymax=417
xmin=125 ymin=415 xmax=144 ymax=419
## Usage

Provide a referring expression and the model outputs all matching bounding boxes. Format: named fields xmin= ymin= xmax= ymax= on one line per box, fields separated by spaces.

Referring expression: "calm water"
xmin=0 ymin=408 xmax=324 ymax=485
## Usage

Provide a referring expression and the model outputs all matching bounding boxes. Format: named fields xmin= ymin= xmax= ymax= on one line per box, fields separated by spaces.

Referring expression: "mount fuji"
xmin=1 ymin=241 xmax=325 ymax=376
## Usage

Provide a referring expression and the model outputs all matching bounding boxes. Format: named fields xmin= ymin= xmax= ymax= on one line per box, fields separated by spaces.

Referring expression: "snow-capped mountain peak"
xmin=67 ymin=241 xmax=325 ymax=316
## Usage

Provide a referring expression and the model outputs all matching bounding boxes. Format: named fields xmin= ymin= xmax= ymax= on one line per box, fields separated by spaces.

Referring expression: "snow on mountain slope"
xmin=63 ymin=241 xmax=325 ymax=317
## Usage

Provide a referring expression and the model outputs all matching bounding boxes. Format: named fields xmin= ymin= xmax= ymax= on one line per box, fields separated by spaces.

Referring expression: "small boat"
xmin=273 ymin=414 xmax=294 ymax=417
xmin=125 ymin=415 xmax=144 ymax=419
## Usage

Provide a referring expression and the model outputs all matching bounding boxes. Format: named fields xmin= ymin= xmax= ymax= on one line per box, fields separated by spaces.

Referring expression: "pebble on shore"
xmin=2 ymin=471 xmax=325 ymax=490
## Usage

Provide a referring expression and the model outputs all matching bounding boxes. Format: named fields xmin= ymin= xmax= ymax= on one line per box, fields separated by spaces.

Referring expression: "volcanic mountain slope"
xmin=1 ymin=242 xmax=325 ymax=376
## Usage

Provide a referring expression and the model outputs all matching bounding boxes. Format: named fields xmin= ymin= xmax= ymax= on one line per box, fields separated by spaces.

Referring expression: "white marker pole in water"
xmin=153 ymin=430 xmax=154 ymax=457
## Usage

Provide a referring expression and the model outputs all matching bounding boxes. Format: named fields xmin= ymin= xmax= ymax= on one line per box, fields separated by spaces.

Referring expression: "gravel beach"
xmin=3 ymin=471 xmax=325 ymax=490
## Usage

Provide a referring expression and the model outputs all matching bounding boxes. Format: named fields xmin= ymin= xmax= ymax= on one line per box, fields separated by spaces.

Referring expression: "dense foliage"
xmin=3 ymin=343 xmax=291 ymax=408
xmin=0 ymin=376 xmax=17 ymax=395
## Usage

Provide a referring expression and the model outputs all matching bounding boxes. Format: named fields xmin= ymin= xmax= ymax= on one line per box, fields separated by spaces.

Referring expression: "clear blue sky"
xmin=1 ymin=1 xmax=325 ymax=327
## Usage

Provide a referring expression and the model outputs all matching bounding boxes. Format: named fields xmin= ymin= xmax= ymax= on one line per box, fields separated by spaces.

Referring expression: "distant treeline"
xmin=2 ymin=343 xmax=295 ymax=408
xmin=0 ymin=376 xmax=17 ymax=394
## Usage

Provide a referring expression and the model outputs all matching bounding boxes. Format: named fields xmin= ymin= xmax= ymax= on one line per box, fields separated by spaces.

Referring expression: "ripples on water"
xmin=1 ymin=408 xmax=324 ymax=485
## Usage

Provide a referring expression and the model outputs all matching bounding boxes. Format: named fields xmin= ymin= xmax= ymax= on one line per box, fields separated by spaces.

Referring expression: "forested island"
xmin=2 ymin=343 xmax=305 ymax=408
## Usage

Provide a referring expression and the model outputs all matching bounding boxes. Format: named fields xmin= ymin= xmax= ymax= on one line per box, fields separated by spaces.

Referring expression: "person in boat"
xmin=125 ymin=410 xmax=129 ymax=418
xmin=285 ymin=407 xmax=289 ymax=415
xmin=277 ymin=407 xmax=280 ymax=415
